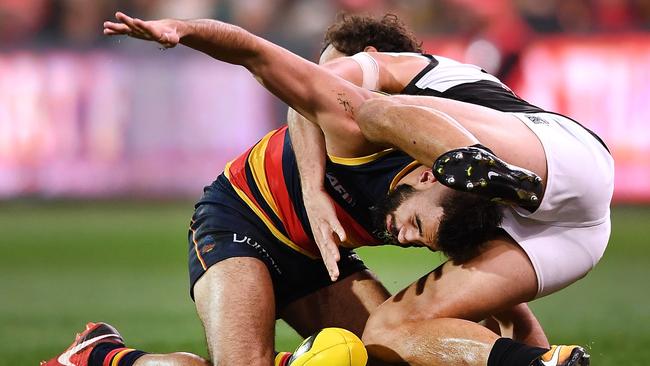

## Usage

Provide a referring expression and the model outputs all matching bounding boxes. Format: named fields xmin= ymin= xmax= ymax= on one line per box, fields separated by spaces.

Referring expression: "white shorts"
xmin=499 ymin=112 xmax=614 ymax=298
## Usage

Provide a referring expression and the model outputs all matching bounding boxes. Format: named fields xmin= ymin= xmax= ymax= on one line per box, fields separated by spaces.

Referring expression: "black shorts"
xmin=188 ymin=175 xmax=367 ymax=312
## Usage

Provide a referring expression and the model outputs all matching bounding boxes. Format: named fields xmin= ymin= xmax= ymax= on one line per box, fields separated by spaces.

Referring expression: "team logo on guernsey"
xmin=200 ymin=243 xmax=216 ymax=254
xmin=326 ymin=173 xmax=356 ymax=206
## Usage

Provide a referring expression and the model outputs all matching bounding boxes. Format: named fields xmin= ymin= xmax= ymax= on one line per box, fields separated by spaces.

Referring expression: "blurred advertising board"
xmin=515 ymin=35 xmax=650 ymax=203
xmin=1 ymin=35 xmax=649 ymax=202
xmin=0 ymin=51 xmax=275 ymax=198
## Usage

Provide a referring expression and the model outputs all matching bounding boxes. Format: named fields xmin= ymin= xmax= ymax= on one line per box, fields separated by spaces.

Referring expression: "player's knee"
xmin=362 ymin=312 xmax=410 ymax=363
xmin=169 ymin=352 xmax=212 ymax=366
xmin=361 ymin=307 xmax=400 ymax=348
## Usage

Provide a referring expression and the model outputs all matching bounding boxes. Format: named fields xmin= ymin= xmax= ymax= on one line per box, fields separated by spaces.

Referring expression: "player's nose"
xmin=398 ymin=226 xmax=417 ymax=244
xmin=397 ymin=226 xmax=408 ymax=244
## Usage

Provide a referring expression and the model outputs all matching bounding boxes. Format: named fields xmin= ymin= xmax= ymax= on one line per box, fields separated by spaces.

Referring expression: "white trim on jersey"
xmin=414 ymin=55 xmax=506 ymax=93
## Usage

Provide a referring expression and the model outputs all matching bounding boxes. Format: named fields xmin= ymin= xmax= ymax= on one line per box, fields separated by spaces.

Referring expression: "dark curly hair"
xmin=436 ymin=190 xmax=504 ymax=263
xmin=321 ymin=13 xmax=423 ymax=56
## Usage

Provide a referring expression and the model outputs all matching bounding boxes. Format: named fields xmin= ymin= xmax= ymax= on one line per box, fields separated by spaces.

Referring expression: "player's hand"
xmin=304 ymin=189 xmax=347 ymax=282
xmin=103 ymin=12 xmax=180 ymax=49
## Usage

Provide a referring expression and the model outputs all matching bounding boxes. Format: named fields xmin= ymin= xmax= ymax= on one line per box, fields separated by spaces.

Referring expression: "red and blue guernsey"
xmin=223 ymin=125 xmax=418 ymax=258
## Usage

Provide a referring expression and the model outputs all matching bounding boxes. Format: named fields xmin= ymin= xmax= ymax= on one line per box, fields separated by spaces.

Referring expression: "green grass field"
xmin=1 ymin=201 xmax=648 ymax=365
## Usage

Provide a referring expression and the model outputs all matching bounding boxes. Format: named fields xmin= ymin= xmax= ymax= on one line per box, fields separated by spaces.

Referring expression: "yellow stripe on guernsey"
xmin=328 ymin=148 xmax=395 ymax=166
xmin=389 ymin=160 xmax=421 ymax=193
xmin=223 ymin=165 xmax=317 ymax=259
xmin=248 ymin=130 xmax=282 ymax=220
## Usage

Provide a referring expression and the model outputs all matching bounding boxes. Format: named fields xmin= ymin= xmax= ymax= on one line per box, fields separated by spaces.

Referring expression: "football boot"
xmin=40 ymin=322 xmax=124 ymax=366
xmin=433 ymin=145 xmax=544 ymax=211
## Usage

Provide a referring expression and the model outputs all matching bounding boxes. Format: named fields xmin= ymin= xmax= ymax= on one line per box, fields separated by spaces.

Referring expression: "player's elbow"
xmin=356 ymin=97 xmax=401 ymax=144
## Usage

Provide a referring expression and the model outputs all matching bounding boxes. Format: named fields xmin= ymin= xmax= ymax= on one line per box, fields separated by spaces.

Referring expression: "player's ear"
xmin=363 ymin=46 xmax=378 ymax=53
xmin=418 ymin=169 xmax=437 ymax=186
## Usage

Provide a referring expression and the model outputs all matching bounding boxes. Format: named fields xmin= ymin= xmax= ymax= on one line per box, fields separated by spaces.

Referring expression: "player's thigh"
xmin=279 ymin=269 xmax=390 ymax=338
xmin=194 ymin=257 xmax=276 ymax=366
xmin=365 ymin=234 xmax=538 ymax=333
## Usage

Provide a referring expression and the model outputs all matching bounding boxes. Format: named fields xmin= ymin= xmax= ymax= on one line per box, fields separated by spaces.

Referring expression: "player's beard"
xmin=370 ymin=184 xmax=418 ymax=246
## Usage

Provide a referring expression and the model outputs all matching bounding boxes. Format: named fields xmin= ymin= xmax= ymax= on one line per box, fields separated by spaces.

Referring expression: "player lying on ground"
xmin=102 ymin=11 xmax=614 ymax=366
xmin=45 ymin=15 xmax=545 ymax=366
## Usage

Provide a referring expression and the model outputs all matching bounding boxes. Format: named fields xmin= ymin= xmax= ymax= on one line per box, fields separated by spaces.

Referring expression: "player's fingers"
xmin=315 ymin=229 xmax=341 ymax=280
xmin=318 ymin=226 xmax=340 ymax=259
xmin=134 ymin=18 xmax=159 ymax=39
xmin=132 ymin=18 xmax=161 ymax=40
xmin=115 ymin=12 xmax=141 ymax=35
xmin=130 ymin=18 xmax=149 ymax=35
xmin=331 ymin=221 xmax=347 ymax=243
xmin=103 ymin=29 xmax=121 ymax=36
xmin=115 ymin=11 xmax=135 ymax=25
xmin=330 ymin=240 xmax=340 ymax=262
xmin=103 ymin=21 xmax=131 ymax=34
xmin=328 ymin=261 xmax=340 ymax=282
xmin=322 ymin=250 xmax=340 ymax=282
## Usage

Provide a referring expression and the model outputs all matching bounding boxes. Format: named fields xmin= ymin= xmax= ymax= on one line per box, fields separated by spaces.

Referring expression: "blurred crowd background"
xmin=3 ymin=0 xmax=650 ymax=49
xmin=1 ymin=0 xmax=649 ymax=201
xmin=3 ymin=0 xmax=650 ymax=77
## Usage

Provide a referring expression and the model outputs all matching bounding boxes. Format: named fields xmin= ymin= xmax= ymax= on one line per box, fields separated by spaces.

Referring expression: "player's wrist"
xmin=174 ymin=19 xmax=191 ymax=40
xmin=301 ymin=181 xmax=327 ymax=195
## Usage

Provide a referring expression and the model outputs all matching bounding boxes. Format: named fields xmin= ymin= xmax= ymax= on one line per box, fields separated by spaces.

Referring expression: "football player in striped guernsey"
xmin=45 ymin=14 xmax=455 ymax=366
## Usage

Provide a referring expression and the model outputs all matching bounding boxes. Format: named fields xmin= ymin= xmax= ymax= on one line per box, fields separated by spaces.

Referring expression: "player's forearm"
xmin=287 ymin=108 xmax=327 ymax=194
xmin=176 ymin=19 xmax=263 ymax=69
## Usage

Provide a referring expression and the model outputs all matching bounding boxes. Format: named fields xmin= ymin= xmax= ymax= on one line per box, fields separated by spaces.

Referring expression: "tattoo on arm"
xmin=337 ymin=93 xmax=354 ymax=116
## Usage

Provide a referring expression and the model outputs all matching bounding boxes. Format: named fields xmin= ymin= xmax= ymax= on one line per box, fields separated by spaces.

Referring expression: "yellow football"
xmin=287 ymin=327 xmax=368 ymax=366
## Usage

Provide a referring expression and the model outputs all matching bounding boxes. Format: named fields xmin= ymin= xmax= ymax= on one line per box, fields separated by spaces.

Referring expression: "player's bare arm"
xmin=287 ymin=108 xmax=347 ymax=281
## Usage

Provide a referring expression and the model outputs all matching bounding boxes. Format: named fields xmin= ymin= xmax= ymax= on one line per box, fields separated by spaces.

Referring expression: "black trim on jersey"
xmin=406 ymin=78 xmax=545 ymax=114
xmin=442 ymin=80 xmax=545 ymax=113
xmin=401 ymin=55 xmax=439 ymax=96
